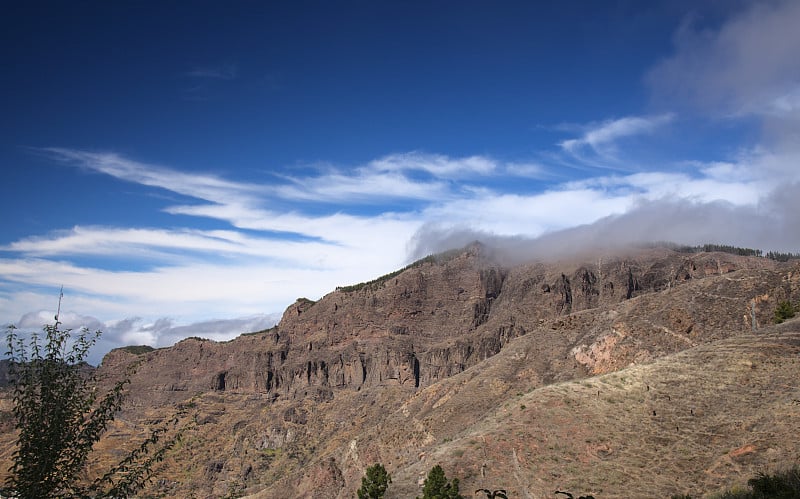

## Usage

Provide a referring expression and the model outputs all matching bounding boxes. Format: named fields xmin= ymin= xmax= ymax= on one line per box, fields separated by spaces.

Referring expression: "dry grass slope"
xmin=383 ymin=322 xmax=800 ymax=498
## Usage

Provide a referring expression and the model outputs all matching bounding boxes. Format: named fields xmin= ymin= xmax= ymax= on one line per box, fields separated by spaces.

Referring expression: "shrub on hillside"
xmin=774 ymin=300 xmax=797 ymax=324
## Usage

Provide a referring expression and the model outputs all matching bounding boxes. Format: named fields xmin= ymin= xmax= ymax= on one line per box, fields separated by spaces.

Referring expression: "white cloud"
xmin=767 ymin=86 xmax=800 ymax=118
xmin=503 ymin=162 xmax=548 ymax=178
xmin=368 ymin=152 xmax=497 ymax=177
xmin=648 ymin=1 xmax=800 ymax=120
xmin=410 ymin=178 xmax=800 ymax=266
xmin=569 ymin=169 xmax=764 ymax=207
xmin=423 ymin=188 xmax=633 ymax=236
xmin=10 ymin=309 xmax=279 ymax=366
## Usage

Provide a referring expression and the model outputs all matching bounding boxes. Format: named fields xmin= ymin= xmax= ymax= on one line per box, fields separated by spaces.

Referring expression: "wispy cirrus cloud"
xmin=558 ymin=113 xmax=675 ymax=160
xmin=182 ymin=63 xmax=239 ymax=100
xmin=1 ymin=226 xmax=344 ymax=266
xmin=35 ymin=145 xmax=782 ymax=253
xmin=186 ymin=63 xmax=238 ymax=80
xmin=274 ymin=170 xmax=449 ymax=203
xmin=41 ymin=148 xmax=537 ymax=212
xmin=273 ymin=152 xmax=500 ymax=203
xmin=42 ymin=148 xmax=262 ymax=203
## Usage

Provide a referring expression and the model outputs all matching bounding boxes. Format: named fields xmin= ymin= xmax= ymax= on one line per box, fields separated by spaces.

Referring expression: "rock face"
xmin=106 ymin=246 xmax=780 ymax=406
xmin=2 ymin=244 xmax=799 ymax=498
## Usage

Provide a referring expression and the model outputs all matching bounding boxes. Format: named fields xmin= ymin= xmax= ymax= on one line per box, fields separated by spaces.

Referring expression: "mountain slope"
xmin=1 ymin=245 xmax=798 ymax=498
xmin=352 ymin=322 xmax=800 ymax=498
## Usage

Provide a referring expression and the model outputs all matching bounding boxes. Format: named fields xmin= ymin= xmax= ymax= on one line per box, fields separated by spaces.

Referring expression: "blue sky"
xmin=3 ymin=1 xmax=800 ymax=363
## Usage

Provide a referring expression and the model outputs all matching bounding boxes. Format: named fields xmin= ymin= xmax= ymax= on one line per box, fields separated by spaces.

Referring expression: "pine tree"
xmin=357 ymin=463 xmax=391 ymax=499
xmin=417 ymin=464 xmax=463 ymax=499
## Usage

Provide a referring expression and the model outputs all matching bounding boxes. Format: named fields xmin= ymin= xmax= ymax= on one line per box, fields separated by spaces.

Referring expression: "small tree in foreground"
xmin=747 ymin=466 xmax=800 ymax=497
xmin=4 ymin=314 xmax=186 ymax=498
xmin=418 ymin=464 xmax=463 ymax=499
xmin=357 ymin=463 xmax=391 ymax=499
xmin=675 ymin=466 xmax=800 ymax=498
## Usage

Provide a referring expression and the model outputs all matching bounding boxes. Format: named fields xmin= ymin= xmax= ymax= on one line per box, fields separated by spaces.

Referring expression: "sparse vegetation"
xmin=3 ymin=316 xmax=186 ymax=498
xmin=118 ymin=344 xmax=155 ymax=355
xmin=337 ymin=249 xmax=462 ymax=293
xmin=358 ymin=463 xmax=391 ymax=499
xmin=241 ymin=325 xmax=278 ymax=337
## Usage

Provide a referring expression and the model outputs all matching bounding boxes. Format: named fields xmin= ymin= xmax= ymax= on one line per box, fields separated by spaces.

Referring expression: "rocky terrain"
xmin=1 ymin=243 xmax=799 ymax=498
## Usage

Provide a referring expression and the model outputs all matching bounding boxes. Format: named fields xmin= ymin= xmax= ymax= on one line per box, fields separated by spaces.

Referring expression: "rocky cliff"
xmin=102 ymin=245 xmax=780 ymax=404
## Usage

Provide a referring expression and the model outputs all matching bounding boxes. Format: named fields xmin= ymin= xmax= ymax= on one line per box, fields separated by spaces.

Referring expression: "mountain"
xmin=1 ymin=244 xmax=799 ymax=498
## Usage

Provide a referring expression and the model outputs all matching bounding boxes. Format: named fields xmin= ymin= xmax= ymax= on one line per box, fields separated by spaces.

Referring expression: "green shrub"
xmin=774 ymin=300 xmax=797 ymax=324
